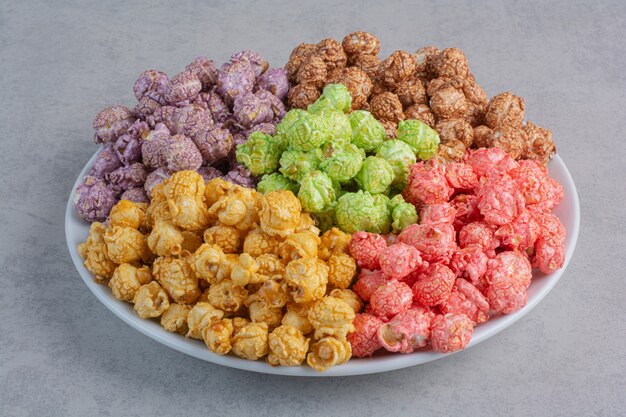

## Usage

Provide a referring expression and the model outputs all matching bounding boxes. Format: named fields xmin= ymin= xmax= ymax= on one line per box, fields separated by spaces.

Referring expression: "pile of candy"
xmin=236 ymin=83 xmax=442 ymax=234
xmin=74 ymin=50 xmax=288 ymax=222
xmin=78 ymin=170 xmax=366 ymax=371
xmin=347 ymin=147 xmax=565 ymax=356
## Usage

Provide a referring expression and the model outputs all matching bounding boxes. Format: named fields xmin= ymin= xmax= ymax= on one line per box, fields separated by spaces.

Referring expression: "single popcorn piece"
xmin=435 ymin=139 xmax=467 ymax=164
xmin=236 ymin=131 xmax=284 ymax=176
xmin=133 ymin=69 xmax=168 ymax=101
xmin=494 ymin=210 xmax=539 ymax=251
xmin=120 ymin=187 xmax=149 ymax=204
xmin=371 ymin=194 xmax=393 ymax=235
xmin=522 ymin=121 xmax=556 ymax=165
xmin=335 ymin=191 xmax=383 ymax=233
xmin=380 ymin=50 xmax=417 ymax=86
xmin=430 ymin=313 xmax=474 ymax=353
xmin=378 ymin=243 xmax=423 ymax=280
xmin=318 ymin=227 xmax=351 ymax=261
xmin=108 ymin=263 xmax=152 ymax=303
xmin=531 ymin=210 xmax=566 ymax=274
xmin=285 ymin=258 xmax=329 ymax=303
xmin=476 ymin=173 xmax=525 ymax=226
xmin=103 ymin=225 xmax=151 ymax=264
xmin=449 ymin=246 xmax=489 ymax=290
xmin=203 ymin=225 xmax=242 ymax=254
xmin=278 ymin=230 xmax=320 ymax=261
xmin=230 ymin=50 xmax=269 ymax=77
xmin=348 ymin=313 xmax=384 ymax=357
xmin=108 ymin=200 xmax=146 ymax=230
xmin=216 ymin=60 xmax=256 ymax=105
xmin=370 ymin=92 xmax=404 ymax=123
xmin=419 ymin=202 xmax=456 ymax=226
xmin=354 ymin=156 xmax=395 ymax=194
xmin=484 ymin=251 xmax=533 ymax=289
xmin=256 ymin=253 xmax=286 ymax=280
xmin=342 ymin=31 xmax=380 ymax=59
xmin=376 ymin=140 xmax=417 ymax=186
xmin=370 ymin=279 xmax=413 ymax=319
xmin=511 ymin=160 xmax=563 ymax=211
xmin=378 ymin=308 xmax=432 ymax=353
xmin=147 ymin=221 xmax=184 ymax=257
xmin=394 ymin=78 xmax=427 ymax=109
xmin=389 ymin=195 xmax=419 ymax=233
xmin=231 ymin=322 xmax=269 ymax=360
xmin=288 ymin=84 xmax=321 ymax=109
xmin=405 ymin=104 xmax=436 ymax=128
xmin=319 ymin=142 xmax=365 ymax=184
xmin=168 ymin=194 xmax=210 ymax=231
xmin=329 ymin=288 xmax=363 ymax=314
xmin=188 ymin=243 xmax=224 ymax=283
xmin=208 ymin=279 xmax=248 ymax=313
xmin=185 ymin=56 xmax=218 ymax=89
xmin=192 ymin=126 xmax=233 ymax=166
xmin=286 ymin=113 xmax=332 ymax=151
xmin=316 ymin=38 xmax=347 ymax=71
xmin=298 ymin=170 xmax=337 ymax=213
xmin=256 ymin=67 xmax=289 ymax=100
xmin=333 ymin=67 xmax=373 ymax=109
xmin=444 ymin=161 xmax=478 ymax=191
xmin=352 ymin=54 xmax=382 ymax=81
xmin=279 ymin=148 xmax=323 ymax=182
xmin=458 ymin=221 xmax=499 ymax=257
xmin=430 ymin=84 xmax=468 ymax=121
xmin=256 ymin=279 xmax=290 ymax=309
xmin=465 ymin=147 xmax=517 ymax=179
xmin=153 ymin=256 xmax=200 ymax=304
xmin=296 ymin=55 xmax=327 ymax=88
xmin=308 ymin=296 xmax=356 ymax=339
xmin=204 ymin=177 xmax=232 ymax=208
xmin=164 ymin=70 xmax=202 ymax=104
xmin=208 ymin=186 xmax=260 ymax=232
xmin=233 ymin=91 xmax=273 ymax=128
xmin=282 ymin=302 xmax=315 ymax=335
xmin=307 ymin=337 xmax=352 ymax=371
xmin=440 ymin=278 xmax=489 ymax=323
xmin=160 ymin=303 xmax=191 ymax=335
xmin=403 ymin=162 xmax=453 ymax=206
xmin=308 ymin=84 xmax=352 ymax=114
xmin=133 ymin=281 xmax=170 ymax=319
xmin=242 ymin=228 xmax=281 ymax=257
xmin=166 ymin=170 xmax=205 ymax=199
xmin=202 ymin=318 xmax=234 ymax=355
xmin=411 ymin=263 xmax=456 ymax=307
xmin=267 ymin=325 xmax=310 ymax=366
xmin=327 ymin=254 xmax=357 ymax=289
xmin=73 ymin=176 xmax=118 ymax=222
xmin=398 ymin=223 xmax=457 ymax=263
xmin=89 ymin=145 xmax=122 ymax=179
xmin=259 ymin=190 xmax=302 ymax=238
xmin=285 ymin=42 xmax=317 ymax=81
xmin=485 ymin=92 xmax=525 ymax=129
xmin=186 ymin=302 xmax=224 ymax=339
xmin=93 ymin=105 xmax=136 ymax=144
xmin=78 ymin=222 xmax=117 ymax=281
xmin=397 ymin=119 xmax=440 ymax=161
xmin=352 ymin=269 xmax=387 ymax=303
xmin=106 ymin=162 xmax=148 ymax=193
xmin=231 ymin=253 xmax=265 ymax=286
xmin=485 ymin=279 xmax=527 ymax=315
xmin=348 ymin=231 xmax=387 ymax=269
xmin=257 ymin=173 xmax=300 ymax=195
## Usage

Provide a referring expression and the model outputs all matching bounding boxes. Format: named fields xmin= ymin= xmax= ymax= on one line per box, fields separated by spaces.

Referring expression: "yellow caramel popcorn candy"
xmin=204 ymin=225 xmax=242 ymax=254
xmin=108 ymin=263 xmax=152 ymax=302
xmin=160 ymin=303 xmax=191 ymax=335
xmin=204 ymin=177 xmax=232 ymax=208
xmin=145 ymin=199 xmax=172 ymax=228
xmin=207 ymin=279 xmax=248 ymax=313
xmin=329 ymin=289 xmax=363 ymax=314
xmin=256 ymin=279 xmax=290 ymax=309
xmin=296 ymin=212 xmax=321 ymax=235
xmin=247 ymin=295 xmax=283 ymax=330
xmin=216 ymin=253 xmax=239 ymax=284
xmin=242 ymin=228 xmax=281 ymax=257
xmin=202 ymin=318 xmax=234 ymax=355
xmin=186 ymin=302 xmax=224 ymax=339
xmin=231 ymin=253 xmax=266 ymax=286
xmin=307 ymin=337 xmax=351 ymax=371
xmin=168 ymin=196 xmax=210 ymax=230
xmin=282 ymin=302 xmax=315 ymax=335
xmin=165 ymin=170 xmax=205 ymax=200
xmin=278 ymin=231 xmax=321 ymax=261
xmin=231 ymin=322 xmax=269 ymax=360
xmin=104 ymin=225 xmax=151 ymax=264
xmin=133 ymin=282 xmax=170 ymax=319
xmin=181 ymin=230 xmax=203 ymax=253
xmin=285 ymin=258 xmax=328 ymax=303
xmin=259 ymin=191 xmax=301 ymax=238
xmin=327 ymin=253 xmax=357 ymax=289
xmin=78 ymin=223 xmax=116 ymax=282
xmin=153 ymin=256 xmax=200 ymax=304
xmin=267 ymin=325 xmax=309 ymax=366
xmin=188 ymin=243 xmax=224 ymax=282
xmin=256 ymin=254 xmax=286 ymax=280
xmin=208 ymin=186 xmax=261 ymax=232
xmin=147 ymin=221 xmax=184 ymax=257
xmin=231 ymin=317 xmax=251 ymax=335
xmin=150 ymin=182 xmax=168 ymax=202
xmin=308 ymin=296 xmax=356 ymax=339
xmin=109 ymin=200 xmax=146 ymax=230
xmin=318 ymin=227 xmax=351 ymax=261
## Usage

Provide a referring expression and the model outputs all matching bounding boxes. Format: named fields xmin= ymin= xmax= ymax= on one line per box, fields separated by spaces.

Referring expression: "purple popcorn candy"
xmin=144 ymin=167 xmax=172 ymax=196
xmin=73 ymin=176 xmax=118 ymax=222
xmin=120 ymin=187 xmax=149 ymax=204
xmin=93 ymin=106 xmax=136 ymax=144
xmin=177 ymin=104 xmax=214 ymax=138
xmin=133 ymin=70 xmax=169 ymax=101
xmin=216 ymin=60 xmax=256 ymax=106
xmin=185 ymin=56 xmax=218 ymax=89
xmin=114 ymin=134 xmax=143 ymax=165
xmin=89 ymin=145 xmax=123 ymax=179
xmin=127 ymin=120 xmax=150 ymax=139
xmin=255 ymin=67 xmax=289 ymax=100
xmin=247 ymin=122 xmax=276 ymax=136
xmin=141 ymin=123 xmax=172 ymax=169
xmin=233 ymin=92 xmax=274 ymax=129
xmin=254 ymin=90 xmax=286 ymax=119
xmin=230 ymin=50 xmax=269 ymax=78
xmin=196 ymin=166 xmax=224 ymax=182
xmin=191 ymin=126 xmax=234 ymax=165
xmin=134 ymin=92 xmax=166 ymax=118
xmin=149 ymin=105 xmax=178 ymax=130
xmin=163 ymin=134 xmax=203 ymax=171
xmin=223 ymin=164 xmax=257 ymax=188
xmin=195 ymin=91 xmax=231 ymax=124
xmin=106 ymin=162 xmax=148 ymax=193
xmin=164 ymin=70 xmax=202 ymax=104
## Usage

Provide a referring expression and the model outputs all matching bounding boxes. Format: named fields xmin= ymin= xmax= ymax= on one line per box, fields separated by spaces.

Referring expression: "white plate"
xmin=66 ymin=150 xmax=580 ymax=377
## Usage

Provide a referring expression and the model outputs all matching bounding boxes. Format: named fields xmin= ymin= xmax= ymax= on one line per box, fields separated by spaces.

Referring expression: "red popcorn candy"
xmin=444 ymin=162 xmax=478 ymax=190
xmin=459 ymin=221 xmax=499 ymax=258
xmin=485 ymin=251 xmax=533 ymax=289
xmin=465 ymin=147 xmax=517 ymax=179
xmin=348 ymin=313 xmax=384 ymax=357
xmin=430 ymin=313 xmax=474 ymax=353
xmin=485 ymin=280 xmax=527 ymax=314
xmin=403 ymin=161 xmax=454 ymax=207
xmin=378 ymin=243 xmax=423 ymax=280
xmin=370 ymin=280 xmax=414 ymax=319
xmin=398 ymin=223 xmax=457 ymax=263
xmin=451 ymin=194 xmax=481 ymax=231
xmin=378 ymin=308 xmax=432 ymax=353
xmin=495 ymin=210 xmax=540 ymax=251
xmin=530 ymin=210 xmax=566 ymax=273
xmin=449 ymin=246 xmax=489 ymax=290
xmin=476 ymin=173 xmax=525 ymax=226
xmin=352 ymin=269 xmax=388 ymax=302
xmin=440 ymin=279 xmax=489 ymax=323
xmin=412 ymin=263 xmax=456 ymax=307
xmin=511 ymin=160 xmax=563 ymax=211
xmin=349 ymin=231 xmax=388 ymax=270
xmin=420 ymin=202 xmax=456 ymax=226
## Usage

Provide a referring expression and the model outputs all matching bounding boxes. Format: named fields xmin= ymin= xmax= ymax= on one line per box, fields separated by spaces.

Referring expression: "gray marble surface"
xmin=1 ymin=0 xmax=625 ymax=416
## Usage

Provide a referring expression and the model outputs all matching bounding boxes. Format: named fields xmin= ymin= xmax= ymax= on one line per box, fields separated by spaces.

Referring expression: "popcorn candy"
xmin=335 ymin=191 xmax=382 ymax=233
xmin=286 ymin=43 xmax=318 ymax=81
xmin=288 ymin=84 xmax=321 ymax=109
xmin=279 ymin=148 xmax=323 ymax=182
xmin=89 ymin=145 xmax=123 ymax=179
xmin=318 ymin=227 xmax=352 ymax=261
xmin=369 ymin=279 xmax=413 ymax=319
xmin=161 ymin=303 xmax=191 ymax=334
xmin=380 ymin=50 xmax=416 ymax=87
xmin=204 ymin=225 xmax=242 ymax=254
xmin=133 ymin=282 xmax=170 ymax=319
xmin=531 ymin=210 xmax=566 ymax=274
xmin=257 ymin=173 xmax=299 ymax=194
xmin=354 ymin=156 xmax=395 ymax=194
xmin=259 ymin=190 xmax=301 ymax=238
xmin=108 ymin=199 xmax=146 ymax=230
xmin=256 ymin=279 xmax=290 ymax=309
xmin=458 ymin=221 xmax=499 ymax=257
xmin=186 ymin=302 xmax=224 ymax=339
xmin=108 ymin=263 xmax=152 ymax=303
xmin=307 ymin=337 xmax=351 ymax=371
xmin=370 ymin=92 xmax=404 ymax=123
xmin=419 ymin=202 xmax=455 ymax=226
xmin=348 ymin=313 xmax=384 ymax=357
xmin=342 ymin=31 xmax=381 ymax=60
xmin=103 ymin=225 xmax=150 ymax=264
xmin=230 ymin=50 xmax=269 ymax=78
xmin=333 ymin=67 xmax=373 ymax=110
xmin=93 ymin=106 xmax=136 ymax=144
xmin=278 ymin=231 xmax=320 ymax=261
xmin=348 ymin=231 xmax=387 ymax=270
xmin=134 ymin=70 xmax=169 ymax=101
xmin=231 ymin=253 xmax=264 ymax=286
xmin=147 ymin=221 xmax=184 ymax=256
xmin=120 ymin=187 xmax=149 ymax=204
xmin=439 ymin=279 xmax=489 ymax=323
xmin=395 ymin=78 xmax=427 ymax=109
xmin=411 ymin=263 xmax=456 ymax=307
xmin=403 ymin=161 xmax=453 ymax=207
xmin=106 ymin=163 xmax=148 ymax=193
xmin=191 ymin=126 xmax=233 ymax=166
xmin=202 ymin=318 xmax=234 ymax=355
xmin=378 ymin=308 xmax=432 ymax=353
xmin=398 ymin=223 xmax=457 ymax=264
xmin=430 ymin=313 xmax=473 ymax=353
xmin=327 ymin=253 xmax=357 ymax=289
xmin=449 ymin=246 xmax=489 ymax=289
xmin=256 ymin=67 xmax=289 ymax=100
xmin=297 ymin=170 xmax=337 ymax=213
xmin=153 ymin=256 xmax=201 ymax=304
xmin=236 ymin=131 xmax=284 ymax=176
xmin=267 ymin=325 xmax=309 ymax=366
xmin=389 ymin=195 xmax=419 ymax=233
xmin=285 ymin=258 xmax=328 ymax=303
xmin=484 ymin=92 xmax=525 ymax=129
xmin=397 ymin=119 xmax=440 ymax=161
xmin=216 ymin=59 xmax=256 ymax=106
xmin=188 ymin=243 xmax=224 ymax=283
xmin=378 ymin=243 xmax=423 ymax=280
xmin=522 ymin=121 xmax=556 ymax=165
xmin=329 ymin=288 xmax=363 ymax=314
xmin=308 ymin=296 xmax=356 ymax=339
xmin=319 ymin=142 xmax=365 ymax=184
xmin=308 ymin=83 xmax=352 ymax=114
xmin=242 ymin=228 xmax=280 ymax=257
xmin=231 ymin=322 xmax=269 ymax=360
xmin=376 ymin=140 xmax=416 ymax=186
xmin=465 ymin=146 xmax=517 ymax=179
xmin=208 ymin=279 xmax=248 ymax=313
xmin=282 ymin=302 xmax=315 ymax=335
xmin=444 ymin=162 xmax=478 ymax=191
xmin=73 ymin=176 xmax=118 ymax=222
xmin=476 ymin=173 xmax=525 ymax=226
xmin=494 ymin=210 xmax=539 ymax=251
xmin=296 ymin=55 xmax=327 ymax=88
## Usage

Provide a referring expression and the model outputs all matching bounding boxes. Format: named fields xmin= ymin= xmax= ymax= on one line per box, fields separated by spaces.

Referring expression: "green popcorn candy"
xmin=354 ymin=156 xmax=395 ymax=194
xmin=257 ymin=173 xmax=300 ymax=194
xmin=376 ymin=140 xmax=417 ymax=186
xmin=308 ymin=83 xmax=352 ymax=114
xmin=318 ymin=109 xmax=352 ymax=145
xmin=335 ymin=190 xmax=380 ymax=233
xmin=349 ymin=110 xmax=386 ymax=152
xmin=298 ymin=170 xmax=337 ymax=213
xmin=397 ymin=119 xmax=440 ymax=160
xmin=236 ymin=131 xmax=284 ymax=176
xmin=315 ymin=206 xmax=337 ymax=233
xmin=276 ymin=108 xmax=307 ymax=138
xmin=371 ymin=194 xmax=392 ymax=234
xmin=389 ymin=195 xmax=418 ymax=233
xmin=319 ymin=142 xmax=365 ymax=183
xmin=285 ymin=113 xmax=331 ymax=151
xmin=279 ymin=148 xmax=323 ymax=182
